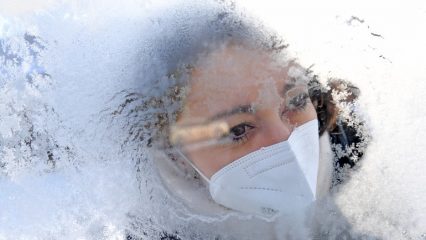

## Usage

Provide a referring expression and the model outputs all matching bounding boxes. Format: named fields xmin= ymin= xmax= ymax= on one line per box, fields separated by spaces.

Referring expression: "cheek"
xmin=286 ymin=102 xmax=318 ymax=127
xmin=185 ymin=144 xmax=255 ymax=178
xmin=185 ymin=148 xmax=230 ymax=178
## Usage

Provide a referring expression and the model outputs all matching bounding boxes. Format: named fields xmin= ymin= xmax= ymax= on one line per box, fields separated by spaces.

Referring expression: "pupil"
xmin=232 ymin=125 xmax=245 ymax=136
xmin=290 ymin=93 xmax=307 ymax=107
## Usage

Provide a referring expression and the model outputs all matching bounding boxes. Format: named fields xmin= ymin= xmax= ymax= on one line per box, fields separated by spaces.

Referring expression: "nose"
xmin=258 ymin=111 xmax=293 ymax=147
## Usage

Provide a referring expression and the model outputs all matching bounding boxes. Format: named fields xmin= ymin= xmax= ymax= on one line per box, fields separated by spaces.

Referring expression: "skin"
xmin=175 ymin=44 xmax=317 ymax=179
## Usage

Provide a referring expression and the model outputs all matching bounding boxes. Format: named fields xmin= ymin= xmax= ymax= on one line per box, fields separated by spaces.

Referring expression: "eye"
xmin=227 ymin=123 xmax=255 ymax=143
xmin=287 ymin=92 xmax=309 ymax=111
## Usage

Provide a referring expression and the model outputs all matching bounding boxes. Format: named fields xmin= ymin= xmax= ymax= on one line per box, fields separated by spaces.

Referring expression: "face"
xmin=173 ymin=44 xmax=317 ymax=178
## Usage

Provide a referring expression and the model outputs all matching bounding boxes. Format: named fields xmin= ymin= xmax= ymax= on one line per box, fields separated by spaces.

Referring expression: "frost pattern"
xmin=1 ymin=0 xmax=425 ymax=239
xmin=0 ymin=31 xmax=75 ymax=178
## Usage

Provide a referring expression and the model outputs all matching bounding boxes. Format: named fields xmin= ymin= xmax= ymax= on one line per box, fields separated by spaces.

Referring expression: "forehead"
xmin=180 ymin=44 xmax=290 ymax=122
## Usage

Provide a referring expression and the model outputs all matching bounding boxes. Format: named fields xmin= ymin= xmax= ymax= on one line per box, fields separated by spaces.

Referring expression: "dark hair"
xmin=308 ymin=71 xmax=370 ymax=185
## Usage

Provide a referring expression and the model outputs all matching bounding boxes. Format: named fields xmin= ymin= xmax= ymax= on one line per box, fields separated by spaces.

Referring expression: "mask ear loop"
xmin=176 ymin=150 xmax=211 ymax=183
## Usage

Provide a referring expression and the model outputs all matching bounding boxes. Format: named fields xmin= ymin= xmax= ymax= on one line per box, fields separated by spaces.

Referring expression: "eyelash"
xmin=283 ymin=92 xmax=309 ymax=113
xmin=226 ymin=122 xmax=255 ymax=144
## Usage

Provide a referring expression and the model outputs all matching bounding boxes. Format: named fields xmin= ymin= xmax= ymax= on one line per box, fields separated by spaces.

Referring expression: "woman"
xmin=117 ymin=2 xmax=370 ymax=239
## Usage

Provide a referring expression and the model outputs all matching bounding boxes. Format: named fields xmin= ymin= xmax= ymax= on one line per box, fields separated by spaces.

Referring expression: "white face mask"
xmin=179 ymin=119 xmax=320 ymax=217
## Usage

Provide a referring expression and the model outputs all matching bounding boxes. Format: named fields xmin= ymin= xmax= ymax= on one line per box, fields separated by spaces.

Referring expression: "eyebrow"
xmin=282 ymin=78 xmax=299 ymax=94
xmin=208 ymin=82 xmax=302 ymax=121
xmin=209 ymin=104 xmax=256 ymax=121
xmin=283 ymin=82 xmax=296 ymax=93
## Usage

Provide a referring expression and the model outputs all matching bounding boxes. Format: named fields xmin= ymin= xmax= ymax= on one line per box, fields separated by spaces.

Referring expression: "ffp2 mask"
xmin=180 ymin=119 xmax=320 ymax=217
